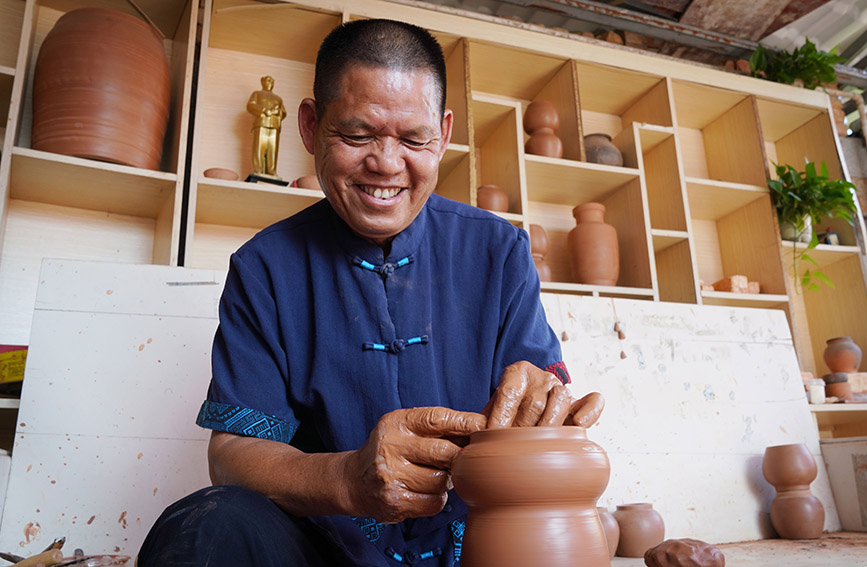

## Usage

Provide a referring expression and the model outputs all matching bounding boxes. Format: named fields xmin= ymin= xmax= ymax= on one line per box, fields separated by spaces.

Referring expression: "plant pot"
xmin=823 ymin=336 xmax=862 ymax=373
xmin=452 ymin=426 xmax=611 ymax=567
xmin=780 ymin=216 xmax=812 ymax=243
xmin=32 ymin=8 xmax=171 ymax=170
xmin=584 ymin=133 xmax=623 ymax=166
xmin=568 ymin=203 xmax=619 ymax=286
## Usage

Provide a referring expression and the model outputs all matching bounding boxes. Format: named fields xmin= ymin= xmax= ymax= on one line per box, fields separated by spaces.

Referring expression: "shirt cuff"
xmin=196 ymin=400 xmax=297 ymax=444
xmin=544 ymin=361 xmax=571 ymax=385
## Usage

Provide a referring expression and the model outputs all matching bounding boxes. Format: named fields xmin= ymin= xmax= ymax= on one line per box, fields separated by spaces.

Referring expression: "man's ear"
xmin=298 ymin=98 xmax=317 ymax=155
xmin=438 ymin=109 xmax=454 ymax=161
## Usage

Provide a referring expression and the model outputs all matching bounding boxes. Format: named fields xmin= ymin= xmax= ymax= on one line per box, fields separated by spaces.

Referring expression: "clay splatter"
xmin=138 ymin=344 xmax=145 ymax=351
xmin=137 ymin=453 xmax=143 ymax=460
xmin=23 ymin=521 xmax=40 ymax=543
xmin=87 ymin=515 xmax=96 ymax=525
xmin=153 ymin=488 xmax=158 ymax=496
xmin=118 ymin=511 xmax=128 ymax=529
xmin=106 ymin=290 xmax=113 ymax=295
xmin=147 ymin=338 xmax=152 ymax=344
xmin=561 ymin=331 xmax=569 ymax=342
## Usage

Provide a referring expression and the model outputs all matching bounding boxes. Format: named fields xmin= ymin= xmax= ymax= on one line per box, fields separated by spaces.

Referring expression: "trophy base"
xmin=245 ymin=173 xmax=289 ymax=186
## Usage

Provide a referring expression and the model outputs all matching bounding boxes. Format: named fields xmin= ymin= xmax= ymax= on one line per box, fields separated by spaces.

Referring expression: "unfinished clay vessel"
xmin=523 ymin=100 xmax=563 ymax=158
xmin=612 ymin=503 xmax=665 ymax=558
xmin=203 ymin=168 xmax=239 ymax=181
xmin=477 ymin=184 xmax=509 ymax=212
xmin=529 ymin=224 xmax=552 ymax=282
xmin=598 ymin=506 xmax=619 ymax=559
xmin=823 ymin=336 xmax=862 ymax=373
xmin=32 ymin=8 xmax=170 ymax=170
xmin=584 ymin=133 xmax=623 ymax=167
xmin=643 ymin=538 xmax=725 ymax=567
xmin=452 ymin=426 xmax=611 ymax=567
xmin=293 ymin=175 xmax=321 ymax=190
xmin=568 ymin=202 xmax=619 ymax=286
xmin=762 ymin=443 xmax=824 ymax=539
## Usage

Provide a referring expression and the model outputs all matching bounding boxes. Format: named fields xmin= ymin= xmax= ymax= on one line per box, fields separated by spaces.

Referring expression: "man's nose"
xmin=365 ymin=138 xmax=404 ymax=175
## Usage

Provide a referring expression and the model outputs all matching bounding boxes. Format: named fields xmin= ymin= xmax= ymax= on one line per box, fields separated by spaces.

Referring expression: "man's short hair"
xmin=314 ymin=19 xmax=447 ymax=118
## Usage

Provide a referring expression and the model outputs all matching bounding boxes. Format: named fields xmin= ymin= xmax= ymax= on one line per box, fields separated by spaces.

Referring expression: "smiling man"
xmin=139 ymin=19 xmax=603 ymax=567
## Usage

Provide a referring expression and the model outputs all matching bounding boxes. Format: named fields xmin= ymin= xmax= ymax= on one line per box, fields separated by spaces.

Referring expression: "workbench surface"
xmin=612 ymin=532 xmax=867 ymax=566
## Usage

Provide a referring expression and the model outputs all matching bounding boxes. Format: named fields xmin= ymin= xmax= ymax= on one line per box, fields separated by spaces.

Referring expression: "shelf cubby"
xmin=471 ymin=96 xmax=523 ymax=214
xmin=0 ymin=0 xmax=24 ymax=69
xmin=436 ymin=144 xmax=472 ymax=204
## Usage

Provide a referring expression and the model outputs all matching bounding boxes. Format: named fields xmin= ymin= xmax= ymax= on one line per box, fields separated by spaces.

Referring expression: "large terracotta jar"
xmin=612 ymin=503 xmax=665 ymax=557
xmin=529 ymin=224 xmax=552 ymax=282
xmin=568 ymin=203 xmax=619 ymax=286
xmin=32 ymin=8 xmax=171 ymax=170
xmin=584 ymin=133 xmax=623 ymax=166
xmin=452 ymin=426 xmax=611 ymax=567
xmin=823 ymin=336 xmax=862 ymax=373
xmin=523 ymin=100 xmax=563 ymax=158
xmin=762 ymin=443 xmax=824 ymax=539
xmin=598 ymin=507 xmax=620 ymax=559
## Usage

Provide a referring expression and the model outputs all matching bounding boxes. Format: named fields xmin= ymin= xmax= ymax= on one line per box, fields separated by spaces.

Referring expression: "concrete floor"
xmin=611 ymin=532 xmax=867 ymax=566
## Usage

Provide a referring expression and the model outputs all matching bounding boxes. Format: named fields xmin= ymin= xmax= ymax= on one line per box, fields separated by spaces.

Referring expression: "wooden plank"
xmin=467 ymin=40 xmax=565 ymax=102
xmin=677 ymin=127 xmax=709 ymax=179
xmin=534 ymin=60 xmax=581 ymax=162
xmin=525 ymin=156 xmax=639 ymax=205
xmin=693 ymin=218 xmax=723 ymax=287
xmin=602 ymin=178 xmax=654 ymax=289
xmin=756 ymin=97 xmax=823 ymax=143
xmin=703 ymin=96 xmax=768 ymax=186
xmin=672 ymin=80 xmax=747 ymax=130
xmin=685 ymin=177 xmax=767 ymax=221
xmin=622 ymin=78 xmax=673 ymax=128
xmin=782 ymin=249 xmax=818 ymax=375
xmin=525 ymin=200 xmax=574 ymax=284
xmin=775 ymin=112 xmax=844 ymax=180
xmin=436 ymin=150 xmax=471 ymax=205
xmin=477 ymin=107 xmax=522 ymax=214
xmin=0 ymin=0 xmax=24 ymax=69
xmin=187 ymin=222 xmax=257 ymax=270
xmin=655 ymin=239 xmax=697 ymax=303
xmin=580 ymin=109 xmax=622 ymax=140
xmin=575 ymin=61 xmax=664 ymax=117
xmin=444 ymin=36 xmax=470 ymax=147
xmin=195 ymin=182 xmax=322 ymax=228
xmin=643 ymin=135 xmax=687 ymax=231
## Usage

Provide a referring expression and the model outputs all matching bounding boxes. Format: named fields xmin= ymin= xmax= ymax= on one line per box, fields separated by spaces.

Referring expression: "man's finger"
xmin=398 ymin=436 xmax=464 ymax=469
xmin=400 ymin=407 xmax=487 ymax=438
xmin=397 ymin=463 xmax=452 ymax=495
xmin=486 ymin=365 xmax=530 ymax=429
xmin=537 ymin=383 xmax=573 ymax=426
xmin=569 ymin=392 xmax=605 ymax=428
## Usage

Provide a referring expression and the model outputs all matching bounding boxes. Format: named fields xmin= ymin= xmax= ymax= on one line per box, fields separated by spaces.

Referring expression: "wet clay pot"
xmin=452 ymin=426 xmax=611 ymax=567
xmin=762 ymin=443 xmax=824 ymax=539
xmin=523 ymin=100 xmax=563 ymax=158
xmin=644 ymin=538 xmax=725 ymax=567
xmin=584 ymin=133 xmax=623 ymax=167
xmin=477 ymin=184 xmax=509 ymax=212
xmin=568 ymin=203 xmax=619 ymax=286
xmin=529 ymin=224 xmax=552 ymax=282
xmin=598 ymin=507 xmax=619 ymax=559
xmin=32 ymin=8 xmax=171 ymax=170
xmin=823 ymin=336 xmax=862 ymax=373
xmin=612 ymin=503 xmax=665 ymax=557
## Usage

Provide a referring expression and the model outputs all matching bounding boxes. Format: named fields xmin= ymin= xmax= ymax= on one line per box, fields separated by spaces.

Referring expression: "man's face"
xmin=299 ymin=65 xmax=453 ymax=246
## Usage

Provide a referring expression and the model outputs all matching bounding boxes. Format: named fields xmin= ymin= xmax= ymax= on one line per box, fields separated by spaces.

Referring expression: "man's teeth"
xmin=362 ymin=186 xmax=401 ymax=199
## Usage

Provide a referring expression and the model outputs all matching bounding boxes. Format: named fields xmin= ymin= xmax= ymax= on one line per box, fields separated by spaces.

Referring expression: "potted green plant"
xmin=749 ymin=38 xmax=844 ymax=90
xmin=767 ymin=160 xmax=858 ymax=290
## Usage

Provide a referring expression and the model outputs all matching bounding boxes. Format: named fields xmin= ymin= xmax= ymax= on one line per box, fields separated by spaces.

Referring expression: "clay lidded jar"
xmin=529 ymin=224 xmax=552 ymax=282
xmin=762 ymin=443 xmax=824 ymax=539
xmin=523 ymin=100 xmax=563 ymax=158
xmin=568 ymin=203 xmax=619 ymax=286
xmin=584 ymin=133 xmax=623 ymax=167
xmin=823 ymin=336 xmax=862 ymax=373
xmin=597 ymin=506 xmax=620 ymax=559
xmin=32 ymin=8 xmax=171 ymax=170
xmin=612 ymin=503 xmax=665 ymax=557
xmin=477 ymin=184 xmax=509 ymax=212
xmin=452 ymin=426 xmax=611 ymax=567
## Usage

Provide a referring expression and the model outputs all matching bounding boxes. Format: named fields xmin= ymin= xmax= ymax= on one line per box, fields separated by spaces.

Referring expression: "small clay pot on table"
xmin=612 ymin=503 xmax=665 ymax=557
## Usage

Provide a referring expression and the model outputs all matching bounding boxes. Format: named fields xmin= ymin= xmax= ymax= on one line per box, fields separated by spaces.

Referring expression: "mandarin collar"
xmin=328 ymin=196 xmax=431 ymax=263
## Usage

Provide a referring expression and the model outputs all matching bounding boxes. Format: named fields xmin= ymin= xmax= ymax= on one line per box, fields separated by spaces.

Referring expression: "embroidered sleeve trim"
xmin=544 ymin=361 xmax=571 ymax=385
xmin=196 ymin=400 xmax=297 ymax=444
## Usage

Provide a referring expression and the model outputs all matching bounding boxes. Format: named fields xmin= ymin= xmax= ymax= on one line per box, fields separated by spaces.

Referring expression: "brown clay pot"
xmin=612 ymin=503 xmax=665 ymax=558
xmin=644 ymin=538 xmax=725 ymax=567
xmin=529 ymin=224 xmax=552 ymax=282
xmin=584 ymin=133 xmax=623 ymax=167
xmin=477 ymin=185 xmax=509 ymax=212
xmin=32 ymin=8 xmax=171 ymax=170
xmin=823 ymin=336 xmax=862 ymax=373
xmin=203 ymin=168 xmax=239 ymax=181
xmin=568 ymin=203 xmax=619 ymax=286
xmin=293 ymin=175 xmax=322 ymax=190
xmin=523 ymin=100 xmax=563 ymax=158
xmin=762 ymin=443 xmax=824 ymax=539
xmin=452 ymin=426 xmax=611 ymax=567
xmin=825 ymin=380 xmax=854 ymax=401
xmin=598 ymin=506 xmax=619 ymax=559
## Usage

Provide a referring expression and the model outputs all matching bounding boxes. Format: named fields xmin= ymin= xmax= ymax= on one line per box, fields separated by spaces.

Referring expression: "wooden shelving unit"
xmin=1 ymin=0 xmax=866 ymax=382
xmin=812 ymin=404 xmax=867 ymax=439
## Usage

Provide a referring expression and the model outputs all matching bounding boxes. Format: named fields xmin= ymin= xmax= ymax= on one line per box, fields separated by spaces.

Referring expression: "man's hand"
xmin=483 ymin=361 xmax=604 ymax=429
xmin=344 ymin=407 xmax=486 ymax=523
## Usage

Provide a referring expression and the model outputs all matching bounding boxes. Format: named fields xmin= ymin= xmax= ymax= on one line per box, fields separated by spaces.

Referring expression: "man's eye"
xmin=403 ymin=138 xmax=428 ymax=148
xmin=342 ymin=134 xmax=371 ymax=144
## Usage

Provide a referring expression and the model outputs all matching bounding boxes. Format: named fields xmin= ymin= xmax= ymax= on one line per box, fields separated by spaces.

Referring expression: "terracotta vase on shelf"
xmin=529 ymin=224 xmax=552 ymax=282
xmin=598 ymin=506 xmax=619 ymax=559
xmin=568 ymin=202 xmax=619 ymax=286
xmin=523 ymin=100 xmax=563 ymax=158
xmin=823 ymin=336 xmax=862 ymax=373
xmin=452 ymin=426 xmax=611 ymax=567
xmin=477 ymin=184 xmax=509 ymax=212
xmin=32 ymin=8 xmax=171 ymax=171
xmin=584 ymin=133 xmax=623 ymax=166
xmin=612 ymin=503 xmax=665 ymax=558
xmin=762 ymin=443 xmax=824 ymax=539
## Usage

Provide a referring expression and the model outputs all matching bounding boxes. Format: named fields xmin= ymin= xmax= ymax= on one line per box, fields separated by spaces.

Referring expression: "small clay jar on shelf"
xmin=529 ymin=224 xmax=552 ymax=282
xmin=292 ymin=175 xmax=322 ymax=190
xmin=523 ymin=100 xmax=563 ymax=158
xmin=568 ymin=202 xmax=619 ymax=286
xmin=823 ymin=372 xmax=854 ymax=401
xmin=612 ymin=503 xmax=665 ymax=558
xmin=762 ymin=443 xmax=824 ymax=539
xmin=452 ymin=426 xmax=611 ymax=567
xmin=823 ymin=336 xmax=862 ymax=373
xmin=203 ymin=168 xmax=239 ymax=181
xmin=477 ymin=184 xmax=509 ymax=212
xmin=584 ymin=133 xmax=623 ymax=167
xmin=597 ymin=506 xmax=620 ymax=559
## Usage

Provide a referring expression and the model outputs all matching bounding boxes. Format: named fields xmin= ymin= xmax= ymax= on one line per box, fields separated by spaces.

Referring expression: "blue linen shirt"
xmin=197 ymin=193 xmax=568 ymax=566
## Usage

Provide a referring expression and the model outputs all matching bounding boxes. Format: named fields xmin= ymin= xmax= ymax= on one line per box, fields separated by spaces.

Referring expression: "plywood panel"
xmin=0 ymin=0 xmax=24 ymax=69
xmin=622 ymin=78 xmax=673 ymax=128
xmin=655 ymin=239 xmax=697 ymax=303
xmin=692 ymin=218 xmax=723 ymax=287
xmin=643 ymin=135 xmax=686 ymax=230
xmin=676 ymin=127 xmax=708 ymax=179
xmin=581 ymin=109 xmax=622 ymax=140
xmin=534 ymin=60 xmax=581 ymax=162
xmin=468 ymin=40 xmax=564 ymax=101
xmin=188 ymin=222 xmax=257 ymax=270
xmin=717 ymin=197 xmax=787 ymax=295
xmin=445 ymin=37 xmax=470 ymax=147
xmin=703 ymin=97 xmax=767 ymax=186
xmin=775 ymin=112 xmax=844 ymax=179
xmin=603 ymin=179 xmax=653 ymax=289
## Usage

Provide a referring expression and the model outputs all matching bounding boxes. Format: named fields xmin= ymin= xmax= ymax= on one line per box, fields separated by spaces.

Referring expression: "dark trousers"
xmin=138 ymin=485 xmax=363 ymax=567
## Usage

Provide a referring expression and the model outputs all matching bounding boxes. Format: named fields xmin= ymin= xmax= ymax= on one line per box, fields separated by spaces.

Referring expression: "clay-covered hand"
xmin=345 ymin=406 xmax=486 ymax=523
xmin=644 ymin=538 xmax=726 ymax=567
xmin=483 ymin=361 xmax=605 ymax=428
